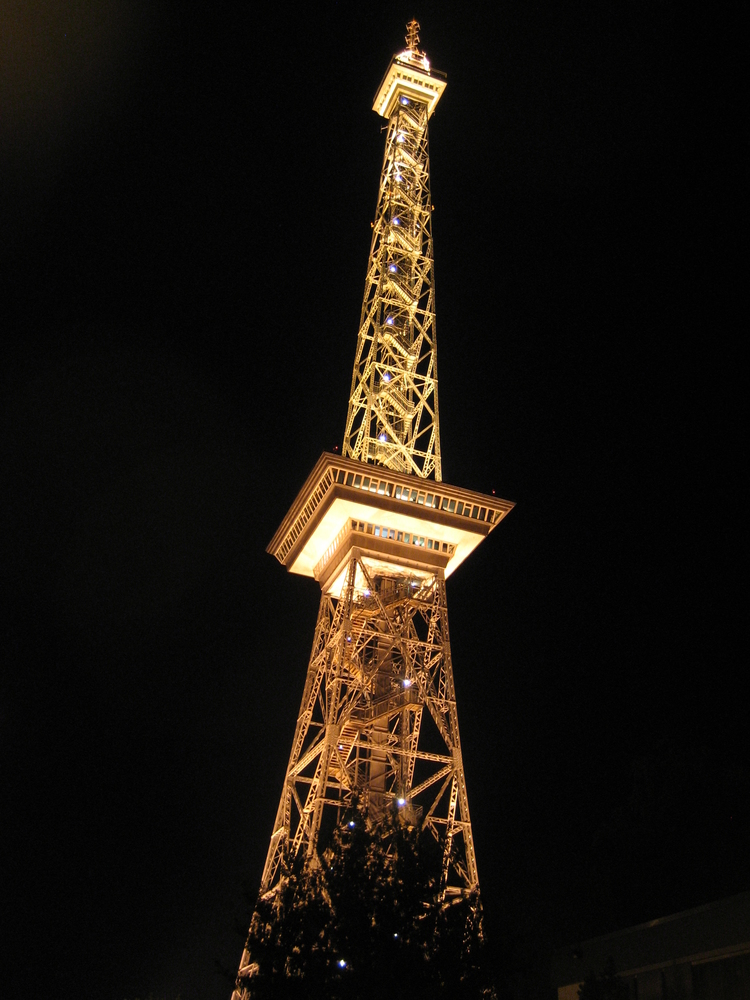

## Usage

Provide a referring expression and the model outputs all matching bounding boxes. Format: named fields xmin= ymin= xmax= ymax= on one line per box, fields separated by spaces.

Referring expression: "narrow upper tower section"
xmin=343 ymin=21 xmax=447 ymax=481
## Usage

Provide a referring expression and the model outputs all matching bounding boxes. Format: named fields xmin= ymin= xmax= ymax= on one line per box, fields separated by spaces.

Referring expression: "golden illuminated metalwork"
xmin=343 ymin=20 xmax=446 ymax=479
xmin=233 ymin=22 xmax=513 ymax=995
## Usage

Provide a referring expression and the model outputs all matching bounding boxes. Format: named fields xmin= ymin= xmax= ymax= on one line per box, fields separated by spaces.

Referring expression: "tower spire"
xmin=405 ymin=17 xmax=422 ymax=59
xmin=342 ymin=24 xmax=446 ymax=479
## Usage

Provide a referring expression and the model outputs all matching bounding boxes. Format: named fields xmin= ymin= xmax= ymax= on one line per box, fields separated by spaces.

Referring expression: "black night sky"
xmin=2 ymin=4 xmax=745 ymax=998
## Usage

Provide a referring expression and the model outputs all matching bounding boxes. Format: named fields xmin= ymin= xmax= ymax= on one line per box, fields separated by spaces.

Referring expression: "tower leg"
xmin=253 ymin=554 xmax=478 ymax=905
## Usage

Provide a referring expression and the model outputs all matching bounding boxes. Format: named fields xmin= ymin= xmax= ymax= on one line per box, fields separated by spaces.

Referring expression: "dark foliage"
xmin=238 ymin=808 xmax=494 ymax=998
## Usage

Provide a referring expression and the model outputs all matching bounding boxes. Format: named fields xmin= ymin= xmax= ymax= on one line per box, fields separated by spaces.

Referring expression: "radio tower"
xmin=234 ymin=20 xmax=513 ymax=992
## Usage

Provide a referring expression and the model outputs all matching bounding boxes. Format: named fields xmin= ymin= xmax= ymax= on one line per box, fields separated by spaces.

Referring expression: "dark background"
xmin=2 ymin=4 xmax=744 ymax=998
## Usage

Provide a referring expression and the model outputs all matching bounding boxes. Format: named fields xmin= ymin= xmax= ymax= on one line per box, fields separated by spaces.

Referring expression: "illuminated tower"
xmin=234 ymin=21 xmax=513 ymax=991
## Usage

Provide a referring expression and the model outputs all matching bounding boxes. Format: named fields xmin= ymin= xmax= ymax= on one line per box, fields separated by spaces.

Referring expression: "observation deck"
xmin=373 ymin=50 xmax=447 ymax=119
xmin=268 ymin=453 xmax=514 ymax=597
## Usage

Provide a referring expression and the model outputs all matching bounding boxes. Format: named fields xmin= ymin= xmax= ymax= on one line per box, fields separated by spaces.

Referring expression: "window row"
xmin=350 ymin=519 xmax=454 ymax=555
xmin=277 ymin=469 xmax=336 ymax=562
xmin=335 ymin=467 xmax=495 ymax=524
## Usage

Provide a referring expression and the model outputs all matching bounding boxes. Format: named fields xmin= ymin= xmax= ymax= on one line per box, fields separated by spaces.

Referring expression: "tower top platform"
xmin=372 ymin=25 xmax=446 ymax=119
xmin=268 ymin=453 xmax=514 ymax=595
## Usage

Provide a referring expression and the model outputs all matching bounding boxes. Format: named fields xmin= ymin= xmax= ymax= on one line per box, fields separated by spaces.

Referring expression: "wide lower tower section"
xmin=234 ymin=22 xmax=514 ymax=991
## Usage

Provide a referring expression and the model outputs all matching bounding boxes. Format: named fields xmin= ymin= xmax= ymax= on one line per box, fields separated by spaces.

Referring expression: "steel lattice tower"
xmin=234 ymin=21 xmax=514 ymax=993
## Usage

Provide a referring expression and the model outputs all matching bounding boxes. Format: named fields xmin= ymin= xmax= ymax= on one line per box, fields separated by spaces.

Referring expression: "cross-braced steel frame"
xmin=342 ymin=91 xmax=441 ymax=481
xmin=233 ymin=26 xmax=504 ymax=997
xmin=259 ymin=553 xmax=477 ymax=900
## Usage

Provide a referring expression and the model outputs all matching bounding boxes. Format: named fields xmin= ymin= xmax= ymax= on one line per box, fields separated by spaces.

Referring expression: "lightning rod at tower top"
xmin=233 ymin=21 xmax=514 ymax=996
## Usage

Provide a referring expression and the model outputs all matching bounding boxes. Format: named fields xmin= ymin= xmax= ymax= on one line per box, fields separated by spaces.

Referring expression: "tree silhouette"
xmin=238 ymin=806 xmax=494 ymax=998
